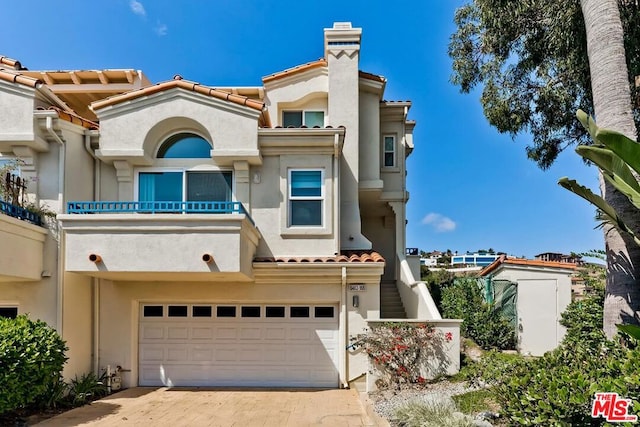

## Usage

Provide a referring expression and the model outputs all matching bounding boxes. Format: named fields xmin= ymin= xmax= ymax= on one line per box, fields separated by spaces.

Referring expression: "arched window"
xmin=157 ymin=133 xmax=211 ymax=158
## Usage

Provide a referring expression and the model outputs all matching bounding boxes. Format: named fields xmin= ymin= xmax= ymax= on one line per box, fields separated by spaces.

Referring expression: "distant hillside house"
xmin=451 ymin=251 xmax=501 ymax=267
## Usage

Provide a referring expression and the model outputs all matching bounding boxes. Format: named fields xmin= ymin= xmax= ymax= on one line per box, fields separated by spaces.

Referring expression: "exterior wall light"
xmin=352 ymin=295 xmax=359 ymax=308
xmin=89 ymin=254 xmax=102 ymax=263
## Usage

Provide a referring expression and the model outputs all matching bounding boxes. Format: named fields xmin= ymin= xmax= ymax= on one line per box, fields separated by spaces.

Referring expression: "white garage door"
xmin=139 ymin=303 xmax=340 ymax=387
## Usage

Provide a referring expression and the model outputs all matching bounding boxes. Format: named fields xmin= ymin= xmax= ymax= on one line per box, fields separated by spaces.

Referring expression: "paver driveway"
xmin=34 ymin=387 xmax=387 ymax=426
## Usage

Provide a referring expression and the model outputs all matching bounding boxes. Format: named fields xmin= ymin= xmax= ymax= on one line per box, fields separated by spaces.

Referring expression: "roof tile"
xmin=262 ymin=59 xmax=327 ymax=83
xmin=254 ymin=251 xmax=385 ymax=264
xmin=480 ymin=255 xmax=577 ymax=276
xmin=91 ymin=77 xmax=266 ymax=112
xmin=0 ymin=69 xmax=41 ymax=88
xmin=0 ymin=56 xmax=24 ymax=70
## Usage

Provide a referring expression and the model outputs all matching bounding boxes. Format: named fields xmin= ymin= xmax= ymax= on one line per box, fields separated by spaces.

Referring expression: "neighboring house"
xmin=534 ymin=252 xmax=583 ymax=264
xmin=451 ymin=251 xmax=501 ymax=267
xmin=0 ymin=23 xmax=457 ymax=389
xmin=480 ymin=256 xmax=576 ymax=356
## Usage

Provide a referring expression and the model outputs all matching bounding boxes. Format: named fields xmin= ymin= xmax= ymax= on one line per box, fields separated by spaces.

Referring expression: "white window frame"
xmin=134 ymin=166 xmax=234 ymax=203
xmin=382 ymin=134 xmax=396 ymax=168
xmin=282 ymin=110 xmax=325 ymax=127
xmin=288 ymin=168 xmax=324 ymax=227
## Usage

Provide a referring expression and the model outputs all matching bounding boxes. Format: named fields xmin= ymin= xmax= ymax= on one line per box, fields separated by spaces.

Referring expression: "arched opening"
xmin=156 ymin=133 xmax=211 ymax=158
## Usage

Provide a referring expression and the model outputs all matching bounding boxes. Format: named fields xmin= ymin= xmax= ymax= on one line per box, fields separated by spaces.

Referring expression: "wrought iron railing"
xmin=0 ymin=200 xmax=43 ymax=226
xmin=66 ymin=201 xmax=254 ymax=224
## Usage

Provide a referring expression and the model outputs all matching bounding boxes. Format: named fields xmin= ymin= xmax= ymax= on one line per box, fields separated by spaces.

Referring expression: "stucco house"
xmin=0 ymin=22 xmax=458 ymax=389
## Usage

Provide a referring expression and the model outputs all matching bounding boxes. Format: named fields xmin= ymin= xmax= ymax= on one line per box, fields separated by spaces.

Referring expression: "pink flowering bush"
xmin=351 ymin=322 xmax=451 ymax=389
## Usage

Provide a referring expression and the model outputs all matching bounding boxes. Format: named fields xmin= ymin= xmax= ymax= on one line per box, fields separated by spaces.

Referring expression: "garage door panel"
xmin=191 ymin=327 xmax=213 ymax=339
xmin=167 ymin=327 xmax=189 ymax=339
xmin=139 ymin=303 xmax=339 ymax=387
xmin=239 ymin=328 xmax=262 ymax=340
xmin=216 ymin=327 xmax=237 ymax=339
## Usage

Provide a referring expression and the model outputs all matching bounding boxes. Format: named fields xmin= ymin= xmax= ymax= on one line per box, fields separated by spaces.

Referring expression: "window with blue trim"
xmin=289 ymin=169 xmax=323 ymax=226
xmin=138 ymin=171 xmax=232 ymax=202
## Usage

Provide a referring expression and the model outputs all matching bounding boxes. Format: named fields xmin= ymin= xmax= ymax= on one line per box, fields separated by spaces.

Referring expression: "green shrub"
xmin=68 ymin=372 xmax=108 ymax=405
xmin=463 ymin=290 xmax=640 ymax=425
xmin=0 ymin=315 xmax=68 ymax=414
xmin=440 ymin=278 xmax=516 ymax=350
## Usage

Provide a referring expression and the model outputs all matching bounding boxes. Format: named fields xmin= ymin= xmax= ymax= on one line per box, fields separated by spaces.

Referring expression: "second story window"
xmin=282 ymin=111 xmax=324 ymax=128
xmin=288 ymin=169 xmax=323 ymax=226
xmin=138 ymin=171 xmax=232 ymax=203
xmin=383 ymin=135 xmax=396 ymax=167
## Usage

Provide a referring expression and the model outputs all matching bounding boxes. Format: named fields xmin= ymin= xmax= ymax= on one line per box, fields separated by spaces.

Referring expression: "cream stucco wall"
xmin=492 ymin=266 xmax=573 ymax=356
xmin=0 ymin=81 xmax=37 ymax=150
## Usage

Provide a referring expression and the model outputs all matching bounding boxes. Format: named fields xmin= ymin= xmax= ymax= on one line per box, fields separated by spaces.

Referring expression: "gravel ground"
xmin=369 ymin=380 xmax=496 ymax=426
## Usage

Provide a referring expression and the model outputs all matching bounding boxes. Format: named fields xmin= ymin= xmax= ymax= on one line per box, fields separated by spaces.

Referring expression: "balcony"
xmin=0 ymin=201 xmax=47 ymax=282
xmin=59 ymin=201 xmax=261 ymax=282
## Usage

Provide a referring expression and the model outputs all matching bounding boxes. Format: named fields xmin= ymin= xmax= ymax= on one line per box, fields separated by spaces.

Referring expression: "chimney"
xmin=324 ymin=22 xmax=371 ymax=250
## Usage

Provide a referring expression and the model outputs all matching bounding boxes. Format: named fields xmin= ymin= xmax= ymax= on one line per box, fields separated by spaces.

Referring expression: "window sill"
xmin=281 ymin=226 xmax=332 ymax=238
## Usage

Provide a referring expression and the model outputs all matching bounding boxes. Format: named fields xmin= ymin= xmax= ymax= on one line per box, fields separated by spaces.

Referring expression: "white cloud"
xmin=421 ymin=213 xmax=457 ymax=233
xmin=130 ymin=0 xmax=146 ymax=17
xmin=154 ymin=22 xmax=168 ymax=36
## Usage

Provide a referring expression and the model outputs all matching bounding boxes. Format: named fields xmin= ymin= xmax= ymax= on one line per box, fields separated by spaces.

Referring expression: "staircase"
xmin=380 ymin=280 xmax=407 ymax=319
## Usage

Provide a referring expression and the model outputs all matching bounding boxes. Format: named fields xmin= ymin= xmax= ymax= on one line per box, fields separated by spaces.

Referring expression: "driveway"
xmin=34 ymin=387 xmax=387 ymax=426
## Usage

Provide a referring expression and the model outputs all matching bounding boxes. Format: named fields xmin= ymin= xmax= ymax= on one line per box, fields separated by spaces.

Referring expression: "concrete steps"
xmin=380 ymin=280 xmax=407 ymax=319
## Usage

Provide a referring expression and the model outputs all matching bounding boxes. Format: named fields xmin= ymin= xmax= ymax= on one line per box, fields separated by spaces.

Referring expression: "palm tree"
xmin=581 ymin=0 xmax=640 ymax=337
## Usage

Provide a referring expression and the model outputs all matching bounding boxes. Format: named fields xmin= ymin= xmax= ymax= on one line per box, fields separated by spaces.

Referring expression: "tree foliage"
xmin=449 ymin=0 xmax=640 ymax=169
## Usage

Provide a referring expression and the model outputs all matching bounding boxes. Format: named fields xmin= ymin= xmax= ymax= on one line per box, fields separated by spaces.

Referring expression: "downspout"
xmin=341 ymin=266 xmax=349 ymax=388
xmin=45 ymin=116 xmax=65 ymax=333
xmin=334 ymin=133 xmax=341 ymax=255
xmin=84 ymin=130 xmax=101 ymax=373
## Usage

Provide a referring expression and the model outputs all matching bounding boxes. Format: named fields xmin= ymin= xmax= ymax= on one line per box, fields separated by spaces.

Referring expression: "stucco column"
xmin=388 ymin=201 xmax=406 ymax=259
xmin=233 ymin=160 xmax=250 ymax=212
xmin=325 ymin=22 xmax=371 ymax=250
xmin=113 ymin=161 xmax=133 ymax=200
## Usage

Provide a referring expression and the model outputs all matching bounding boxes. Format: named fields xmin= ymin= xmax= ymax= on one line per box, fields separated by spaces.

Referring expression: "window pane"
xmin=384 ymin=136 xmax=394 ymax=151
xmin=290 ymin=200 xmax=322 ymax=226
xmin=384 ymin=152 xmax=395 ymax=167
xmin=291 ymin=171 xmax=321 ymax=197
xmin=283 ymin=111 xmax=302 ymax=127
xmin=265 ymin=306 xmax=285 ymax=317
xmin=241 ymin=306 xmax=261 ymax=317
xmin=168 ymin=305 xmax=188 ymax=317
xmin=217 ymin=306 xmax=236 ymax=317
xmin=158 ymin=134 xmax=211 ymax=158
xmin=139 ymin=172 xmax=182 ymax=201
xmin=290 ymin=307 xmax=310 ymax=318
xmin=187 ymin=172 xmax=232 ymax=201
xmin=193 ymin=306 xmax=212 ymax=317
xmin=315 ymin=307 xmax=334 ymax=318
xmin=304 ymin=111 xmax=324 ymax=127
xmin=143 ymin=306 xmax=164 ymax=317
xmin=0 ymin=307 xmax=18 ymax=319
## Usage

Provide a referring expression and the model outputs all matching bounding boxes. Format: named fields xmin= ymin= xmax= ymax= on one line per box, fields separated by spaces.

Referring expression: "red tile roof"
xmin=480 ymin=255 xmax=577 ymax=276
xmin=254 ymin=251 xmax=385 ymax=264
xmin=359 ymin=70 xmax=386 ymax=83
xmin=0 ymin=55 xmax=24 ymax=70
xmin=91 ymin=76 xmax=266 ymax=112
xmin=0 ymin=69 xmax=41 ymax=88
xmin=43 ymin=106 xmax=99 ymax=130
xmin=262 ymin=59 xmax=327 ymax=83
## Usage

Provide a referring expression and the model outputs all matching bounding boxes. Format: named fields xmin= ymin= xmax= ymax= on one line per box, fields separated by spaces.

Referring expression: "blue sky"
xmin=0 ymin=0 xmax=603 ymax=258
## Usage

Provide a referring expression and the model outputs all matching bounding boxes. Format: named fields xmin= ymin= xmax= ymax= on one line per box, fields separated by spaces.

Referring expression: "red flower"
xmin=417 ymin=376 xmax=425 ymax=383
xmin=445 ymin=332 xmax=453 ymax=342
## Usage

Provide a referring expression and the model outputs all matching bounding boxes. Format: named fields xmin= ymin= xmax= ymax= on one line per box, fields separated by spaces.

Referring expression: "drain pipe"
xmin=45 ymin=115 xmax=66 ymax=333
xmin=341 ymin=266 xmax=349 ymax=388
xmin=84 ymin=130 xmax=101 ymax=374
